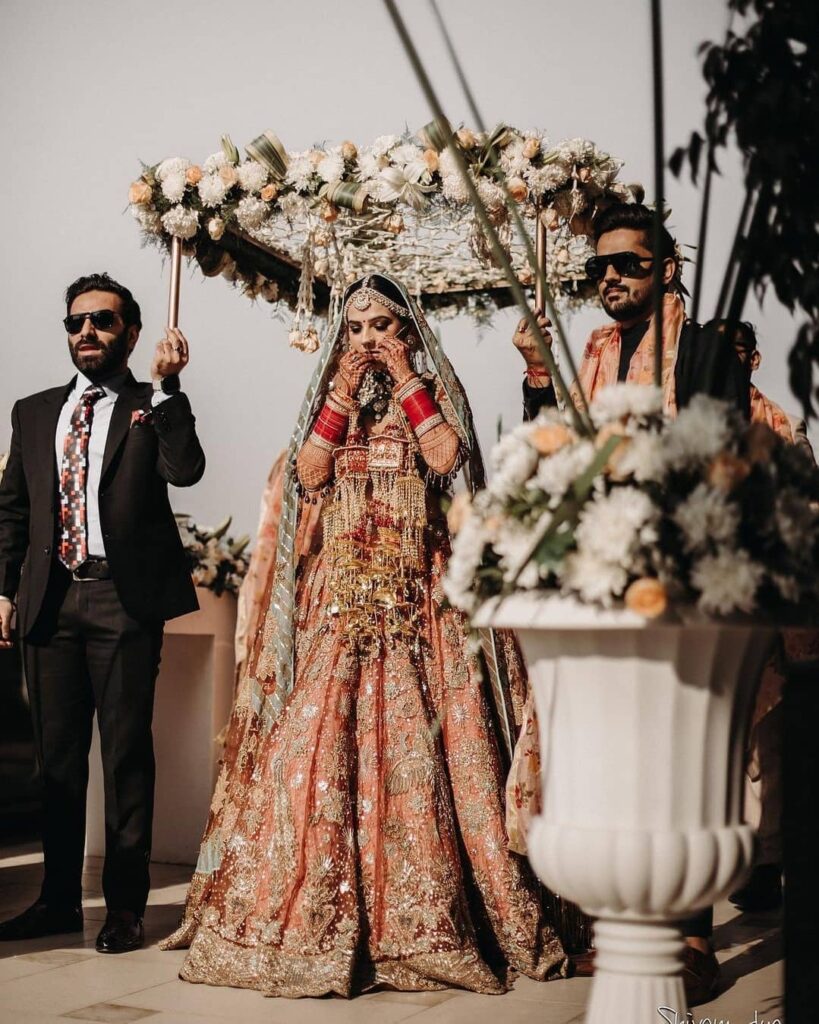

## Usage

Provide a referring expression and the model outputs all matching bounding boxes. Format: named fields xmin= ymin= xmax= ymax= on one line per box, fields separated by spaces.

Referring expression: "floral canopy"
xmin=129 ymin=124 xmax=639 ymax=350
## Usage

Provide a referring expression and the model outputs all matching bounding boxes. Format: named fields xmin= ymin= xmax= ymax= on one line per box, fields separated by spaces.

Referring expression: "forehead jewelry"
xmin=344 ymin=277 xmax=410 ymax=320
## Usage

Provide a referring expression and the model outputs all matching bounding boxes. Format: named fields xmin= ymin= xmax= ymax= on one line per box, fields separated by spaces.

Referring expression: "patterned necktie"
xmin=58 ymin=384 xmax=106 ymax=570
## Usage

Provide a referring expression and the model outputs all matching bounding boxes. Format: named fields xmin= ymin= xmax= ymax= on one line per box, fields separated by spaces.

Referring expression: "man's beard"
xmin=600 ymin=287 xmax=650 ymax=323
xmin=68 ymin=329 xmax=130 ymax=380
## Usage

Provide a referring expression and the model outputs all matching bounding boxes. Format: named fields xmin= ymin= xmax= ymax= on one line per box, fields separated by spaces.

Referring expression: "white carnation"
xmin=532 ymin=440 xmax=596 ymax=500
xmin=476 ymin=178 xmax=505 ymax=214
xmin=488 ymin=429 xmax=539 ymax=499
xmin=499 ymin=138 xmax=528 ymax=178
xmin=591 ymin=383 xmax=663 ymax=425
xmin=156 ymin=157 xmax=190 ymax=180
xmin=197 ymin=173 xmax=228 ymax=208
xmin=237 ymin=160 xmax=268 ymax=193
xmin=560 ymin=549 xmax=628 ymax=605
xmin=524 ymin=161 xmax=570 ymax=195
xmin=131 ymin=205 xmax=162 ymax=235
xmin=160 ymin=171 xmax=187 ymax=203
xmin=576 ymin=487 xmax=656 ymax=567
xmin=665 ymin=395 xmax=732 ymax=469
xmin=316 ymin=148 xmax=344 ymax=183
xmin=439 ymin=148 xmax=470 ymax=203
xmin=673 ymin=483 xmax=739 ymax=552
xmin=161 ymin=205 xmax=199 ymax=240
xmin=285 ymin=152 xmax=315 ymax=192
xmin=691 ymin=548 xmax=763 ymax=615
xmin=357 ymin=148 xmax=382 ymax=181
xmin=371 ymin=134 xmax=400 ymax=156
xmin=203 ymin=151 xmax=228 ymax=174
xmin=235 ymin=196 xmax=269 ymax=231
xmin=494 ymin=520 xmax=544 ymax=589
xmin=615 ymin=430 xmax=668 ymax=483
xmin=443 ymin=512 xmax=487 ymax=612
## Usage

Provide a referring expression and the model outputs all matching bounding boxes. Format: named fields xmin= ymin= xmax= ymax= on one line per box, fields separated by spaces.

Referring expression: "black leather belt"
xmin=72 ymin=558 xmax=112 ymax=581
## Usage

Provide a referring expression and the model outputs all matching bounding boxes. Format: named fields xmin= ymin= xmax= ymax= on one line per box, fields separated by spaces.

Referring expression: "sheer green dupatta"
xmin=189 ymin=274 xmax=516 ymax=888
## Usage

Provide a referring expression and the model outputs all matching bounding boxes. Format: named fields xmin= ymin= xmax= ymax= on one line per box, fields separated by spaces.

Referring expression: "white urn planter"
xmin=474 ymin=592 xmax=776 ymax=1024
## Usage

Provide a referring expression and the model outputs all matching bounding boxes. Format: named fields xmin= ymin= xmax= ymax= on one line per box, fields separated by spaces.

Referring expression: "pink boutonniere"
xmin=130 ymin=409 xmax=153 ymax=427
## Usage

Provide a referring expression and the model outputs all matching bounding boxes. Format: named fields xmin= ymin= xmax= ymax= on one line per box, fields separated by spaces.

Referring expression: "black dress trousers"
xmin=23 ymin=565 xmax=163 ymax=916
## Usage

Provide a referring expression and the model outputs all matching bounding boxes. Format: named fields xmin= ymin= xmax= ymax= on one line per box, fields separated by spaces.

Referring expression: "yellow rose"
xmin=707 ymin=452 xmax=751 ymax=492
xmin=446 ymin=492 xmax=472 ymax=535
xmin=341 ymin=140 xmax=358 ymax=162
xmin=260 ymin=183 xmax=279 ymax=202
xmin=219 ymin=165 xmax=238 ymax=187
xmin=522 ymin=137 xmax=540 ymax=160
xmin=625 ymin=577 xmax=668 ymax=619
xmin=185 ymin=165 xmax=203 ymax=186
xmin=128 ymin=181 xmax=152 ymax=205
xmin=507 ymin=177 xmax=528 ymax=202
xmin=530 ymin=424 xmax=573 ymax=456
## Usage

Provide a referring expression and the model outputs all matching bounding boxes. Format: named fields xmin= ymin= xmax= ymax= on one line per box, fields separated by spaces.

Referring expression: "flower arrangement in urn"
xmin=175 ymin=514 xmax=250 ymax=597
xmin=445 ymin=383 xmax=819 ymax=619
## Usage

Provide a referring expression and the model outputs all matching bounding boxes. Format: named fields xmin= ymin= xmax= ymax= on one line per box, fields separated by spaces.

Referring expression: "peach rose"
xmin=456 ymin=128 xmax=477 ymax=149
xmin=219 ymin=164 xmax=238 ymax=187
xmin=522 ymin=137 xmax=540 ymax=160
xmin=185 ymin=165 xmax=203 ymax=186
xmin=321 ymin=202 xmax=339 ymax=223
xmin=707 ymin=452 xmax=751 ymax=492
xmin=260 ymin=183 xmax=279 ymax=202
xmin=577 ymin=166 xmax=592 ymax=183
xmin=447 ymin=492 xmax=472 ymax=535
xmin=385 ymin=213 xmax=404 ymax=234
xmin=530 ymin=424 xmax=573 ymax=456
xmin=341 ymin=140 xmax=358 ymax=162
xmin=507 ymin=177 xmax=528 ymax=202
xmin=625 ymin=577 xmax=668 ymax=619
xmin=423 ymin=148 xmax=439 ymax=174
xmin=128 ymin=181 xmax=152 ymax=205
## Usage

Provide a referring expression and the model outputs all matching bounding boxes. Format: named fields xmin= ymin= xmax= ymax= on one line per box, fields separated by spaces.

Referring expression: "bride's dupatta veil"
xmin=160 ymin=274 xmax=566 ymax=996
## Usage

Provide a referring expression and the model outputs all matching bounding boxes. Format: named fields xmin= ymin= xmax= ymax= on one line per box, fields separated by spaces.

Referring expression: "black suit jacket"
xmin=0 ymin=372 xmax=206 ymax=634
xmin=523 ymin=318 xmax=751 ymax=421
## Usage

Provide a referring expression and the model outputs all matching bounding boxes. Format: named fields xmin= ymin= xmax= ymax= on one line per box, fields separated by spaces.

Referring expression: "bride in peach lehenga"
xmin=161 ymin=273 xmax=567 ymax=997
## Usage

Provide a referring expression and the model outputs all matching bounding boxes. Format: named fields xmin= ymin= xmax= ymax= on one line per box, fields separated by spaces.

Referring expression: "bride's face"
xmin=346 ymin=299 xmax=401 ymax=358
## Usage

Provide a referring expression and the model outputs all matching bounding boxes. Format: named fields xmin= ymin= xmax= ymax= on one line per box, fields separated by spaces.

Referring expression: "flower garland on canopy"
xmin=129 ymin=125 xmax=640 ymax=348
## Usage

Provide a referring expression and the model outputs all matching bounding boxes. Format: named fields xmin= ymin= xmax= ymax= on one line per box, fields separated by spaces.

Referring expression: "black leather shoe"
xmin=682 ymin=944 xmax=720 ymax=1006
xmin=95 ymin=911 xmax=144 ymax=954
xmin=0 ymin=900 xmax=83 ymax=941
xmin=729 ymin=863 xmax=783 ymax=913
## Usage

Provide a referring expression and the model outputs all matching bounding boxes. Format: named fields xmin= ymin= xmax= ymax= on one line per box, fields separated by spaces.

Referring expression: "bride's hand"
xmin=374 ymin=335 xmax=413 ymax=383
xmin=334 ymin=351 xmax=371 ymax=397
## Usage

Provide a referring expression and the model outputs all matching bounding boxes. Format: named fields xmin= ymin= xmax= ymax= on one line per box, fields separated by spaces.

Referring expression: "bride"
xmin=161 ymin=273 xmax=567 ymax=996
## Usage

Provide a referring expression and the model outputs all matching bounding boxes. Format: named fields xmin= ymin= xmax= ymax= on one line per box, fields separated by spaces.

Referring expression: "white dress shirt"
xmin=54 ymin=372 xmax=170 ymax=559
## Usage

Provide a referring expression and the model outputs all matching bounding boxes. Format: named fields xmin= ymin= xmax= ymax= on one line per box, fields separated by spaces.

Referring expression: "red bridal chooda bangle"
xmin=396 ymin=377 xmax=445 ymax=437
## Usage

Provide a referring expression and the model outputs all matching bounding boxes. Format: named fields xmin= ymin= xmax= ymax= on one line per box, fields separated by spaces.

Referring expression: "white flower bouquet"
xmin=175 ymin=514 xmax=250 ymax=597
xmin=445 ymin=384 xmax=819 ymax=619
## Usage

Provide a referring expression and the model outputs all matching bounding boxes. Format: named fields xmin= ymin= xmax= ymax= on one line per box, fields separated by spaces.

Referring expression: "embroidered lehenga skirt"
xmin=162 ymin=472 xmax=566 ymax=996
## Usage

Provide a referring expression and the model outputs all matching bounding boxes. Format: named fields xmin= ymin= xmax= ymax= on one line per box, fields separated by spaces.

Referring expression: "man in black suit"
xmin=0 ymin=272 xmax=205 ymax=953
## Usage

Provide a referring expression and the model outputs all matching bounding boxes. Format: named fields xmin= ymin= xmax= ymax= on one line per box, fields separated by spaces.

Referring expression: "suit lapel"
xmin=101 ymin=372 xmax=148 ymax=481
xmin=39 ymin=378 xmax=77 ymax=505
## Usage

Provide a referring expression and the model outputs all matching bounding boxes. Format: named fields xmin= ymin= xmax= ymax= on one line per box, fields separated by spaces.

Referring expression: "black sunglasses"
xmin=585 ymin=251 xmax=655 ymax=282
xmin=63 ymin=309 xmax=119 ymax=334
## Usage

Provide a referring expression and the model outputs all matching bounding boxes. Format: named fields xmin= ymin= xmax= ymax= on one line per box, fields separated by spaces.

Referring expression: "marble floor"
xmin=0 ymin=843 xmax=784 ymax=1024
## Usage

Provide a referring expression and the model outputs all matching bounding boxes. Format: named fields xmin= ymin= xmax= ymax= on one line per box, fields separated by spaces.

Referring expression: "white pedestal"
xmin=475 ymin=593 xmax=775 ymax=1024
xmin=85 ymin=587 xmax=237 ymax=865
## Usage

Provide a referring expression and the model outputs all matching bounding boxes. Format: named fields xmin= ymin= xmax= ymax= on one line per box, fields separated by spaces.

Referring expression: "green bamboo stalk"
xmin=382 ymin=0 xmax=593 ymax=438
xmin=650 ymin=0 xmax=666 ymax=387
xmin=426 ymin=0 xmax=588 ymax=418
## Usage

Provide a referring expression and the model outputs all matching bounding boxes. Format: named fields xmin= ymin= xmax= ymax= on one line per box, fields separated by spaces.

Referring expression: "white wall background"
xmin=0 ymin=0 xmax=810 ymax=539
